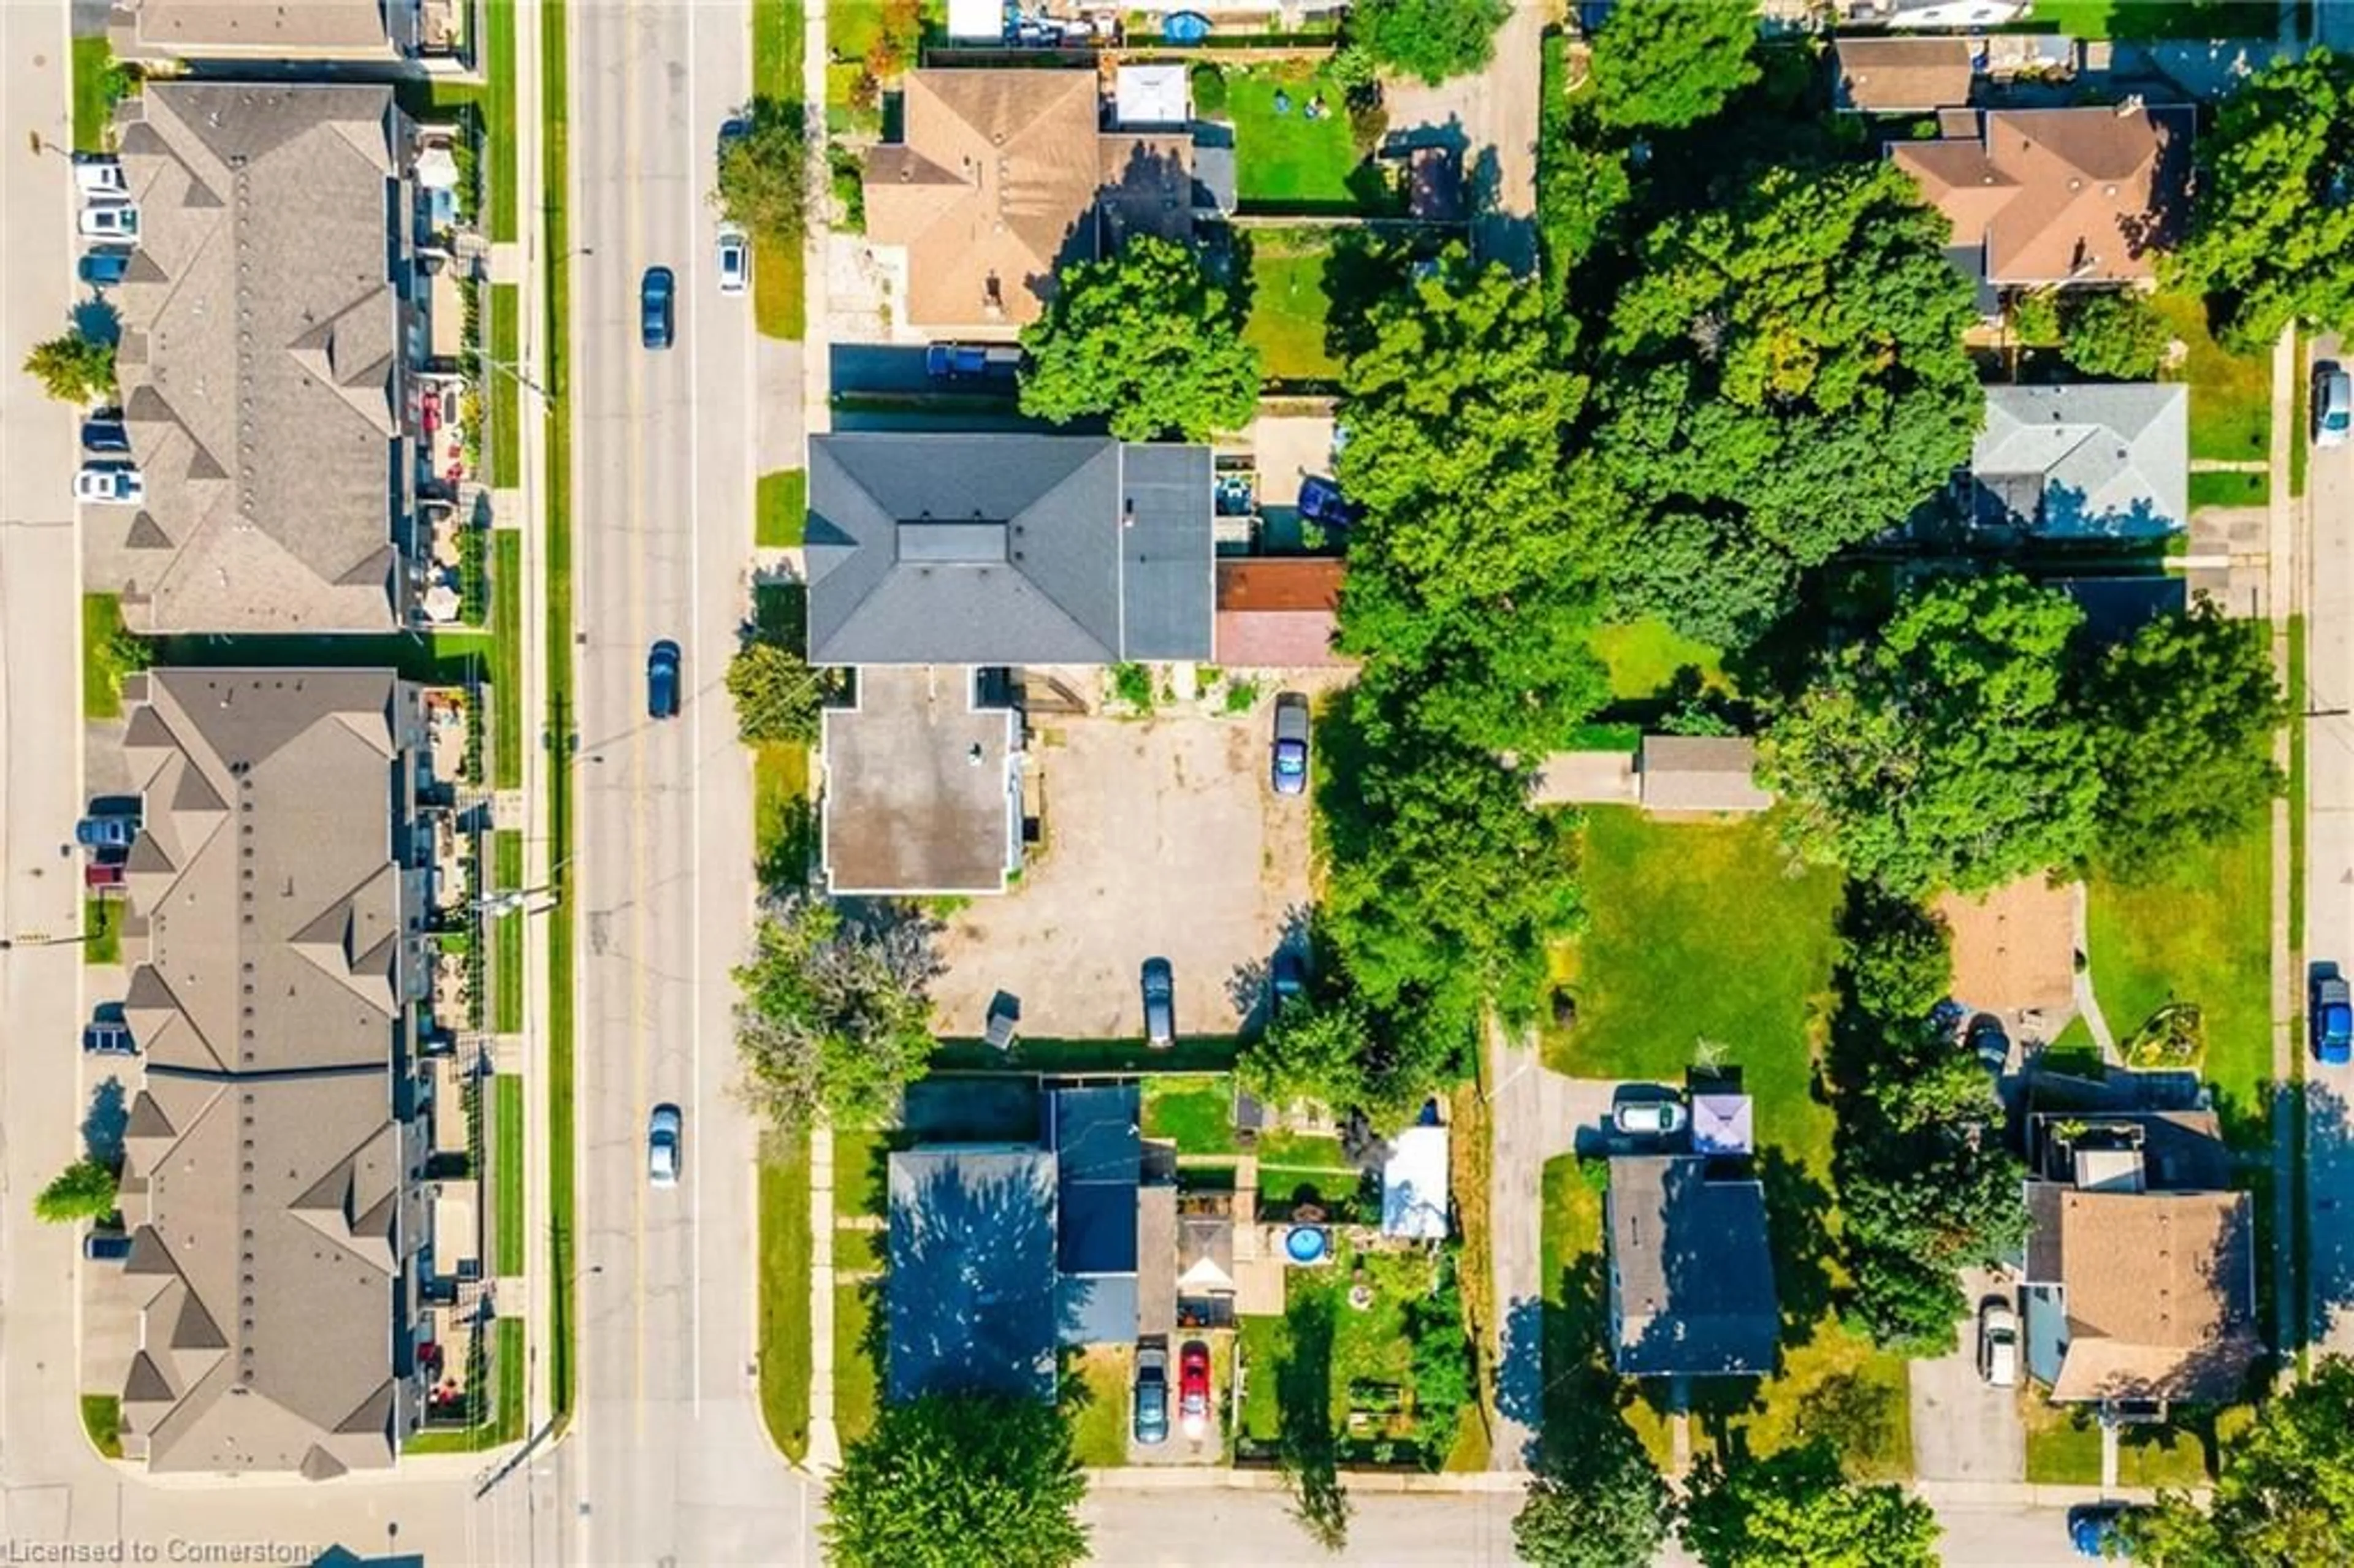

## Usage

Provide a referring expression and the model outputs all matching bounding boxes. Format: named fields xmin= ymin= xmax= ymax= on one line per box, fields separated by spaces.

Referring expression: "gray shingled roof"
xmin=113 ymin=668 xmax=422 ymax=1476
xmin=108 ymin=83 xmax=408 ymax=633
xmin=887 ymin=1147 xmax=1061 ymax=1403
xmin=1608 ymin=1154 xmax=1780 ymax=1377
xmin=1971 ymin=382 xmax=2188 ymax=540
xmin=807 ymin=434 xmax=1213 ymax=666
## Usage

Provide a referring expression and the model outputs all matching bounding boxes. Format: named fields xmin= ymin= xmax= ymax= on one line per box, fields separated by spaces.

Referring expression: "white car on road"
xmin=75 ymin=464 xmax=144 ymax=505
xmin=717 ymin=226 xmax=748 ymax=295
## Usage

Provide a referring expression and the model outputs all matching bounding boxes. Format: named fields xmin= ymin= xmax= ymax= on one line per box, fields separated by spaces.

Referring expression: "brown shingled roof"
xmin=1890 ymin=105 xmax=2193 ymax=286
xmin=865 ymin=69 xmax=1193 ymax=331
xmin=2049 ymin=1188 xmax=2260 ymax=1404
xmin=1834 ymin=37 xmax=1974 ymax=113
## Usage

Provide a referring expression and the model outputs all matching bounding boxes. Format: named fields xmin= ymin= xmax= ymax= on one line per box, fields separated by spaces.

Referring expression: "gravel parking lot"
xmin=931 ymin=707 xmax=1314 ymax=1043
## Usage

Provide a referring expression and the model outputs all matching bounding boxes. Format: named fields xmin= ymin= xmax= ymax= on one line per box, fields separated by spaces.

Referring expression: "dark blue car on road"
xmin=641 ymin=266 xmax=676 ymax=350
xmin=647 ymin=639 xmax=682 ymax=720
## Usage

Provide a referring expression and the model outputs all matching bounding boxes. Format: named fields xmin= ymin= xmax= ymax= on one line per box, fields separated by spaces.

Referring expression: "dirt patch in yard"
xmin=930 ymin=709 xmax=1316 ymax=1043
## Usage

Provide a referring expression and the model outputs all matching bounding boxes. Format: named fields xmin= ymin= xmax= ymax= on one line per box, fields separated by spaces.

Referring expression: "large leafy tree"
xmin=1680 ymin=1442 xmax=1941 ymax=1568
xmin=1345 ymin=0 xmax=1510 ymax=86
xmin=1761 ymin=573 xmax=2103 ymax=897
xmin=1336 ymin=257 xmax=1589 ymax=637
xmin=2133 ymin=1357 xmax=2354 ymax=1564
xmin=2060 ymin=290 xmax=2172 ymax=380
xmin=2168 ymin=50 xmax=2354 ymax=351
xmin=822 ymin=1393 xmax=1088 ymax=1568
xmin=1585 ymin=161 xmax=1981 ymax=641
xmin=732 ymin=893 xmax=942 ymax=1132
xmin=1827 ymin=892 xmax=2027 ymax=1351
xmin=712 ymin=99 xmax=808 ymax=248
xmin=2081 ymin=600 xmax=2285 ymax=878
xmin=23 ymin=330 xmax=116 ymax=404
xmin=1018 ymin=235 xmax=1259 ymax=442
xmin=1587 ymin=0 xmax=1761 ymax=132
xmin=35 ymin=1157 xmax=119 ymax=1225
xmin=726 ymin=641 xmax=827 ymax=745
xmin=1514 ymin=1428 xmax=1672 ymax=1568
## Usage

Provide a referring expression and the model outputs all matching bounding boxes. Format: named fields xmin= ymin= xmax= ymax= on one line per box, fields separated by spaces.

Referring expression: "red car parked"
xmin=1179 ymin=1339 xmax=1211 ymax=1438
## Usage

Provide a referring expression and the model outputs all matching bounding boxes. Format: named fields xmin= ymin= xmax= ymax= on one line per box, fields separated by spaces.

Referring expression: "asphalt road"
xmin=552 ymin=3 xmax=799 ymax=1562
xmin=2305 ymin=337 xmax=2354 ymax=1359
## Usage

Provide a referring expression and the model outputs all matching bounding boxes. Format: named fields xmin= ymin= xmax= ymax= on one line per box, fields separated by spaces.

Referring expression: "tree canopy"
xmin=1680 ymin=1441 xmax=1941 ymax=1568
xmin=2060 ymin=290 xmax=2172 ymax=381
xmin=36 ymin=1157 xmax=120 ymax=1225
xmin=732 ymin=893 xmax=941 ymax=1133
xmin=1826 ymin=891 xmax=2027 ymax=1349
xmin=2132 ymin=1357 xmax=2354 ymax=1564
xmin=1514 ymin=1426 xmax=1672 ymax=1568
xmin=2168 ymin=49 xmax=2354 ymax=351
xmin=822 ymin=1392 xmax=1089 ymax=1568
xmin=1583 ymin=161 xmax=1981 ymax=642
xmin=1018 ymin=235 xmax=1260 ymax=442
xmin=726 ymin=640 xmax=827 ymax=745
xmin=1761 ymin=573 xmax=2103 ymax=897
xmin=23 ymin=330 xmax=116 ymax=404
xmin=1345 ymin=0 xmax=1510 ymax=86
xmin=1587 ymin=0 xmax=1761 ymax=132
xmin=2081 ymin=599 xmax=2285 ymax=878
xmin=712 ymin=99 xmax=809 ymax=248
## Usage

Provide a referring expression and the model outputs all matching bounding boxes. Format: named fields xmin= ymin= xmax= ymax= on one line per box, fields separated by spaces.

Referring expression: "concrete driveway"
xmin=1377 ymin=0 xmax=1545 ymax=275
xmin=931 ymin=707 xmax=1314 ymax=1042
xmin=1909 ymin=1269 xmax=2027 ymax=1483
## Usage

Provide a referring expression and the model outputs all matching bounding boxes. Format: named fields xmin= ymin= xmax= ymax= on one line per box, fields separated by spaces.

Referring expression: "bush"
xmin=1190 ymin=62 xmax=1228 ymax=117
xmin=1111 ymin=663 xmax=1156 ymax=711
xmin=828 ymin=144 xmax=866 ymax=235
xmin=23 ymin=331 xmax=115 ymax=404
xmin=2061 ymin=291 xmax=2171 ymax=380
xmin=2009 ymin=291 xmax=2062 ymax=346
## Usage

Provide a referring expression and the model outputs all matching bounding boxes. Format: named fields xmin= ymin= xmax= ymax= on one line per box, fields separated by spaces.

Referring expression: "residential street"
xmin=550 ymin=2 xmax=802 ymax=1564
xmin=2304 ymin=332 xmax=2354 ymax=1359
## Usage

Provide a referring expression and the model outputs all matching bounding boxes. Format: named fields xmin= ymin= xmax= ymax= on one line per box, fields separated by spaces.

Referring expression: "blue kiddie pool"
xmin=1165 ymin=11 xmax=1211 ymax=44
xmin=1284 ymin=1225 xmax=1330 ymax=1265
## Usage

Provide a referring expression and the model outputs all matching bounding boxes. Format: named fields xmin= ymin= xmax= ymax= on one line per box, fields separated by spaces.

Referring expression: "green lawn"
xmin=1587 ymin=617 xmax=1727 ymax=704
xmin=1544 ymin=808 xmax=1844 ymax=1180
xmin=1067 ymin=1345 xmax=1132 ymax=1467
xmin=753 ymin=741 xmax=811 ymax=886
xmin=80 ymin=1395 xmax=121 ymax=1458
xmin=758 ymin=1133 xmax=814 ymax=1461
xmin=2188 ymin=469 xmax=2269 ymax=511
xmin=493 ymin=830 xmax=524 ymax=1032
xmin=756 ymin=469 xmax=809 ymax=548
xmin=1227 ymin=64 xmax=1372 ymax=211
xmin=485 ymin=0 xmax=519 ymax=242
xmin=2023 ymin=1398 xmax=2241 ymax=1486
xmin=1236 ymin=1314 xmax=1284 ymax=1442
xmin=85 ymin=900 xmax=120 ymax=966
xmin=2085 ymin=822 xmax=2271 ymax=1135
xmin=1141 ymin=1075 xmax=1237 ymax=1155
xmin=752 ymin=0 xmax=810 ymax=340
xmin=541 ymin=0 xmax=578 ymax=1425
xmin=82 ymin=593 xmax=140 ymax=720
xmin=494 ymin=1074 xmax=525 ymax=1274
xmin=832 ymin=1128 xmax=902 ymax=1220
xmin=2015 ymin=0 xmax=2280 ymax=39
xmin=492 ymin=531 xmax=523 ymax=790
xmin=489 ymin=284 xmax=522 ymax=489
xmin=834 ymin=1279 xmax=882 ymax=1443
xmin=1245 ymin=235 xmax=1340 ymax=384
xmin=71 ymin=39 xmax=120 ymax=154
xmin=2149 ymin=291 xmax=2274 ymax=464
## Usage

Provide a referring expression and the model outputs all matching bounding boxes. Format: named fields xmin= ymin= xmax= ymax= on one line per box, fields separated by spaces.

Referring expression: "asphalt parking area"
xmin=930 ymin=708 xmax=1314 ymax=1043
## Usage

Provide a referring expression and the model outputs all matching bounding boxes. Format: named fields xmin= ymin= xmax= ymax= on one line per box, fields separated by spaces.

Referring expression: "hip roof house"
xmin=809 ymin=433 xmax=1213 ymax=896
xmin=1890 ymin=104 xmax=2193 ymax=291
xmin=864 ymin=69 xmax=1194 ymax=332
xmin=1607 ymin=1154 xmax=1780 ymax=1378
